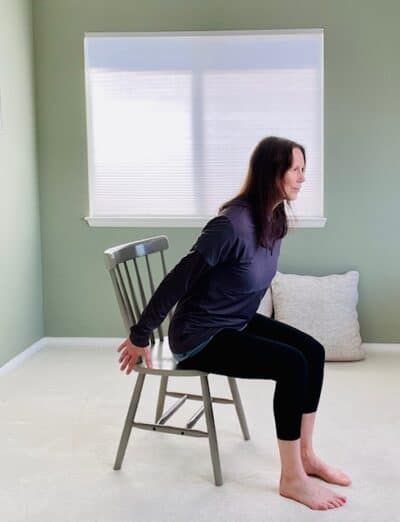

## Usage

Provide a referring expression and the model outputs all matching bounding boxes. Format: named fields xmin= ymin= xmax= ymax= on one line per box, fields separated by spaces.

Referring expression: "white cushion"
xmin=271 ymin=270 xmax=365 ymax=361
xmin=257 ymin=287 xmax=273 ymax=317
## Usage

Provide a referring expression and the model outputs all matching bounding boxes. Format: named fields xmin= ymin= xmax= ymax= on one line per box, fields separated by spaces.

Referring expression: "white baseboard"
xmin=44 ymin=336 xmax=126 ymax=348
xmin=0 ymin=337 xmax=48 ymax=376
xmin=0 ymin=337 xmax=126 ymax=376
xmin=360 ymin=342 xmax=400 ymax=352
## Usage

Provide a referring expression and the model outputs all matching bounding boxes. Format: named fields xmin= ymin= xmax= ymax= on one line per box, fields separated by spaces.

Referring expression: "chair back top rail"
xmin=104 ymin=236 xmax=168 ymax=270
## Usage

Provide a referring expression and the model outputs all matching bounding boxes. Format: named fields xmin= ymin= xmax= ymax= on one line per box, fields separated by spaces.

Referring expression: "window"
xmin=84 ymin=30 xmax=325 ymax=227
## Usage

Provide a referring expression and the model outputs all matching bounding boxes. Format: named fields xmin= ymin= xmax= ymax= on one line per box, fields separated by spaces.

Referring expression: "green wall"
xmin=32 ymin=0 xmax=400 ymax=343
xmin=0 ymin=0 xmax=43 ymax=366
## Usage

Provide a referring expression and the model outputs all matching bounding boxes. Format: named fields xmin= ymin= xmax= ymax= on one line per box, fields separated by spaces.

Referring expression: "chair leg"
xmin=155 ymin=375 xmax=169 ymax=423
xmin=227 ymin=377 xmax=250 ymax=441
xmin=113 ymin=373 xmax=146 ymax=470
xmin=200 ymin=375 xmax=223 ymax=486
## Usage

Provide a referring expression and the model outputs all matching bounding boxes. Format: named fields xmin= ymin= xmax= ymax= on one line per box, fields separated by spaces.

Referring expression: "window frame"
xmin=83 ymin=28 xmax=326 ymax=228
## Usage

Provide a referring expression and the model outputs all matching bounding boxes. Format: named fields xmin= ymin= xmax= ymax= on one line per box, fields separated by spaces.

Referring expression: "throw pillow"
xmin=271 ymin=270 xmax=365 ymax=361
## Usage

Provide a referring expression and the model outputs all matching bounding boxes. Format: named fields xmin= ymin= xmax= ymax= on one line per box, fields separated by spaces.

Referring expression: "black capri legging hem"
xmin=177 ymin=313 xmax=325 ymax=441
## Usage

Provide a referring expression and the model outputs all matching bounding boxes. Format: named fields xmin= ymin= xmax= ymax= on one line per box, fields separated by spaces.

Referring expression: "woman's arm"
xmin=117 ymin=215 xmax=237 ymax=373
xmin=129 ymin=249 xmax=211 ymax=346
xmin=129 ymin=214 xmax=237 ymax=347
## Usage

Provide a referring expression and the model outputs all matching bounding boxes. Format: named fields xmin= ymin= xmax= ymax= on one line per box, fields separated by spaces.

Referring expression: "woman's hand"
xmin=117 ymin=337 xmax=153 ymax=374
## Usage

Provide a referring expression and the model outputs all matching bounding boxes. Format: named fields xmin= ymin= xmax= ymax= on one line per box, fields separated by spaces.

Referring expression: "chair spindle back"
xmin=104 ymin=236 xmax=172 ymax=346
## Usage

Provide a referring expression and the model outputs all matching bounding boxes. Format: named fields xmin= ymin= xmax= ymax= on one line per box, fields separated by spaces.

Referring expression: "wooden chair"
xmin=104 ymin=235 xmax=250 ymax=486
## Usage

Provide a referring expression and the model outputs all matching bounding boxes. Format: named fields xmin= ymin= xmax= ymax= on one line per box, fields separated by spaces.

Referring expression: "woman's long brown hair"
xmin=219 ymin=136 xmax=306 ymax=251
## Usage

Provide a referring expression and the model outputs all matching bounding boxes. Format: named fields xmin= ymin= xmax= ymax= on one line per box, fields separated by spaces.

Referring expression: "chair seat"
xmin=134 ymin=336 xmax=208 ymax=376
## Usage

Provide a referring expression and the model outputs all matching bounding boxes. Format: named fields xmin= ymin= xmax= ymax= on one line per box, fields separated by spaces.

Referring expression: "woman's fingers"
xmin=143 ymin=349 xmax=152 ymax=368
xmin=126 ymin=357 xmax=138 ymax=374
xmin=120 ymin=351 xmax=139 ymax=372
xmin=117 ymin=339 xmax=152 ymax=374
xmin=119 ymin=354 xmax=129 ymax=365
xmin=118 ymin=349 xmax=130 ymax=363
xmin=120 ymin=356 xmax=131 ymax=371
xmin=121 ymin=357 xmax=136 ymax=373
xmin=117 ymin=340 xmax=127 ymax=352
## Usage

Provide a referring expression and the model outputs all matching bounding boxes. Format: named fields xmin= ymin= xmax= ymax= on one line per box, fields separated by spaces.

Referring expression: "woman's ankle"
xmin=300 ymin=445 xmax=316 ymax=459
xmin=280 ymin=469 xmax=308 ymax=482
xmin=277 ymin=438 xmax=308 ymax=481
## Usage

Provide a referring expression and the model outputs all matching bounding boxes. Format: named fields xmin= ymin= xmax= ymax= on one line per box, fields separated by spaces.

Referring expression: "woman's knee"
xmin=284 ymin=349 xmax=309 ymax=381
xmin=309 ymin=339 xmax=325 ymax=364
xmin=300 ymin=334 xmax=325 ymax=365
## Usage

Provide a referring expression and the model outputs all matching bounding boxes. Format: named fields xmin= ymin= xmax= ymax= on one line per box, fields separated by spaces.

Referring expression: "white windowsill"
xmin=84 ymin=216 xmax=327 ymax=228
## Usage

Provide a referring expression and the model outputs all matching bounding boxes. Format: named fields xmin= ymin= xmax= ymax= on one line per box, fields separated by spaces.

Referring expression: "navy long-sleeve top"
xmin=129 ymin=196 xmax=282 ymax=361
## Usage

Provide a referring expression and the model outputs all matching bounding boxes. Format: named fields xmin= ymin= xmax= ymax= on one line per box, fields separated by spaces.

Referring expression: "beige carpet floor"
xmin=0 ymin=341 xmax=399 ymax=522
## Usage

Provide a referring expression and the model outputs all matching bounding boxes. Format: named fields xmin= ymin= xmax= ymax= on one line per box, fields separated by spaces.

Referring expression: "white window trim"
xmin=84 ymin=216 xmax=326 ymax=228
xmin=84 ymin=28 xmax=326 ymax=228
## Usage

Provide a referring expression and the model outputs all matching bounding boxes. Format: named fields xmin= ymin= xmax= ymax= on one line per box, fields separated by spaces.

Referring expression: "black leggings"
xmin=177 ymin=313 xmax=325 ymax=441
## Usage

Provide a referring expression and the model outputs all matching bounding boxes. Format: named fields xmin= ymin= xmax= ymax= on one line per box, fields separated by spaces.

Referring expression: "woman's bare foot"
xmin=302 ymin=453 xmax=352 ymax=486
xmin=279 ymin=474 xmax=347 ymax=510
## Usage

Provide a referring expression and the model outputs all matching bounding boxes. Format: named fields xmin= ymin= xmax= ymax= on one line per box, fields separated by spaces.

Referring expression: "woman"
xmin=117 ymin=136 xmax=351 ymax=510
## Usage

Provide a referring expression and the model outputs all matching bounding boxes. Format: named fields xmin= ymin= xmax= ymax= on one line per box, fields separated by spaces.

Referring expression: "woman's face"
xmin=282 ymin=147 xmax=305 ymax=201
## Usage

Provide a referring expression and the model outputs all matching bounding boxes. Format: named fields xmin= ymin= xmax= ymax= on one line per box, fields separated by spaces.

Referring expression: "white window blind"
xmin=84 ymin=30 xmax=325 ymax=227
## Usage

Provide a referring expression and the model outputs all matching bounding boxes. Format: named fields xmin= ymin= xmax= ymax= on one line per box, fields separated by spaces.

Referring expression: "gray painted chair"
xmin=104 ymin=235 xmax=250 ymax=486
